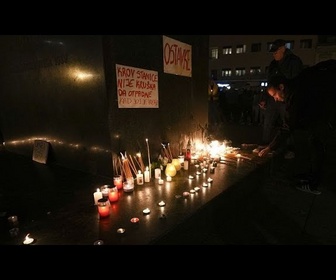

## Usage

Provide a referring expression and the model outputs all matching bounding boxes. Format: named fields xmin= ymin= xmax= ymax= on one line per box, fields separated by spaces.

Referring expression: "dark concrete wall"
xmin=103 ymin=35 xmax=209 ymax=163
xmin=0 ymin=35 xmax=209 ymax=178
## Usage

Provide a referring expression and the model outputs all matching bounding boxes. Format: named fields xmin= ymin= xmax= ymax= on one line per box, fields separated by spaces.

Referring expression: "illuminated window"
xmin=221 ymin=68 xmax=232 ymax=77
xmin=210 ymin=48 xmax=219 ymax=59
xmin=235 ymin=68 xmax=246 ymax=76
xmin=236 ymin=44 xmax=246 ymax=54
xmin=222 ymin=46 xmax=232 ymax=55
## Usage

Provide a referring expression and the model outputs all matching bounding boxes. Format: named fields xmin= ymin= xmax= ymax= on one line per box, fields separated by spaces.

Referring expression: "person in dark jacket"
xmin=258 ymin=69 xmax=336 ymax=195
xmin=258 ymin=39 xmax=303 ymax=159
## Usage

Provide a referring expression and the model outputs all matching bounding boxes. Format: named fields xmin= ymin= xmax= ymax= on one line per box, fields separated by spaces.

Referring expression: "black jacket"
xmin=268 ymin=61 xmax=336 ymax=151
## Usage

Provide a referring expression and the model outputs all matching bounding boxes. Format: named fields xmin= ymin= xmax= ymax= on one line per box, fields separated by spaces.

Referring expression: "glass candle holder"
xmin=165 ymin=163 xmax=177 ymax=177
xmin=172 ymin=158 xmax=181 ymax=171
xmin=100 ymin=185 xmax=110 ymax=198
xmin=123 ymin=178 xmax=134 ymax=192
xmin=108 ymin=186 xmax=119 ymax=202
xmin=113 ymin=175 xmax=123 ymax=190
xmin=97 ymin=198 xmax=110 ymax=218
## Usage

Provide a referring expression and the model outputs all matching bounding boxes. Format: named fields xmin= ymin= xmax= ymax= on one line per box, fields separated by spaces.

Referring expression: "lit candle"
xmin=165 ymin=163 xmax=176 ymax=177
xmin=130 ymin=217 xmax=139 ymax=224
xmin=23 ymin=233 xmax=34 ymax=245
xmin=136 ymin=170 xmax=144 ymax=185
xmin=143 ymin=208 xmax=151 ymax=214
xmin=166 ymin=175 xmax=172 ymax=182
xmin=183 ymin=191 xmax=190 ymax=197
xmin=145 ymin=138 xmax=151 ymax=178
xmin=144 ymin=166 xmax=150 ymax=182
xmin=93 ymin=188 xmax=103 ymax=205
xmin=108 ymin=186 xmax=119 ymax=202
xmin=100 ymin=185 xmax=109 ymax=198
xmin=123 ymin=181 xmax=134 ymax=192
xmin=154 ymin=168 xmax=161 ymax=179
xmin=158 ymin=178 xmax=164 ymax=184
xmin=97 ymin=198 xmax=110 ymax=218
xmin=158 ymin=201 xmax=166 ymax=207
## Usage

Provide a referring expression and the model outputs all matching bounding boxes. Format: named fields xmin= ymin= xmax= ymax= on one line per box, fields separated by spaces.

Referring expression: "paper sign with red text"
xmin=116 ymin=64 xmax=159 ymax=108
xmin=163 ymin=35 xmax=192 ymax=77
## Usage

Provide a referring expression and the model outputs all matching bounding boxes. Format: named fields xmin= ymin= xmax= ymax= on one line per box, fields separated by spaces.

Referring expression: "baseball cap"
xmin=269 ymin=39 xmax=286 ymax=52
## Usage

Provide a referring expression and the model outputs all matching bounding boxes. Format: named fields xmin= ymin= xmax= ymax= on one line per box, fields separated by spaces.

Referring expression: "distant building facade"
xmin=209 ymin=35 xmax=336 ymax=89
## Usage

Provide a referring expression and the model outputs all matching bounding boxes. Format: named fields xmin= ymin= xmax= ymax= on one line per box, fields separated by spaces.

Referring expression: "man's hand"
xmin=258 ymin=146 xmax=271 ymax=157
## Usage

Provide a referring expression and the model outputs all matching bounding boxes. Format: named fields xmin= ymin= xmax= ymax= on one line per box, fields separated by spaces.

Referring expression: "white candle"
xmin=93 ymin=188 xmax=103 ymax=205
xmin=23 ymin=233 xmax=34 ymax=245
xmin=145 ymin=138 xmax=151 ymax=178
xmin=166 ymin=175 xmax=172 ymax=182
xmin=144 ymin=166 xmax=150 ymax=182
xmin=154 ymin=168 xmax=161 ymax=179
xmin=183 ymin=160 xmax=189 ymax=170
xmin=158 ymin=201 xmax=166 ymax=206
xmin=158 ymin=178 xmax=164 ymax=184
xmin=136 ymin=170 xmax=144 ymax=185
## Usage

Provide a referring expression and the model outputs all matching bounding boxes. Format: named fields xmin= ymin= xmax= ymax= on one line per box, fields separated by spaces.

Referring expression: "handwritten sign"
xmin=163 ymin=35 xmax=192 ymax=77
xmin=116 ymin=64 xmax=159 ymax=108
xmin=32 ymin=140 xmax=49 ymax=164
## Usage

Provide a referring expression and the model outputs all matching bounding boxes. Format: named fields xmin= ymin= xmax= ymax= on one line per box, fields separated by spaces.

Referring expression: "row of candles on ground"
xmin=93 ymin=157 xmax=219 ymax=218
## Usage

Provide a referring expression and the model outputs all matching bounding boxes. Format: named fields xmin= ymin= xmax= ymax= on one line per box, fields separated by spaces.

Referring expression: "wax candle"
xmin=143 ymin=208 xmax=151 ymax=214
xmin=100 ymin=185 xmax=110 ymax=198
xmin=108 ymin=186 xmax=119 ymax=202
xmin=23 ymin=233 xmax=34 ymax=245
xmin=166 ymin=175 xmax=172 ymax=182
xmin=144 ymin=166 xmax=150 ymax=182
xmin=93 ymin=188 xmax=103 ymax=205
xmin=123 ymin=181 xmax=134 ymax=192
xmin=136 ymin=170 xmax=144 ymax=185
xmin=145 ymin=138 xmax=151 ymax=178
xmin=97 ymin=198 xmax=110 ymax=218
xmin=158 ymin=177 xmax=164 ymax=184
xmin=165 ymin=163 xmax=176 ymax=177
xmin=154 ymin=168 xmax=161 ymax=179
xmin=113 ymin=175 xmax=123 ymax=190
xmin=183 ymin=160 xmax=189 ymax=170
xmin=158 ymin=201 xmax=166 ymax=206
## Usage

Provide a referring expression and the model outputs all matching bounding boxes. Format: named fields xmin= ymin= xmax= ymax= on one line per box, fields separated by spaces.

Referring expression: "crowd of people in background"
xmin=208 ymin=82 xmax=265 ymax=129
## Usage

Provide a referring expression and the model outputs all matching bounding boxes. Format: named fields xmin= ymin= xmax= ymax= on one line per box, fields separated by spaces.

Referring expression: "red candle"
xmin=97 ymin=198 xmax=110 ymax=218
xmin=113 ymin=175 xmax=123 ymax=190
xmin=108 ymin=186 xmax=119 ymax=202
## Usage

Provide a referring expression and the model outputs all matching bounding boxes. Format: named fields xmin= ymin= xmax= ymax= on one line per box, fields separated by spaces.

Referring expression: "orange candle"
xmin=108 ymin=186 xmax=119 ymax=202
xmin=97 ymin=198 xmax=110 ymax=218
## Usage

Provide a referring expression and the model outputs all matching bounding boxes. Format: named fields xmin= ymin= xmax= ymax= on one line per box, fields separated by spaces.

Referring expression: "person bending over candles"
xmin=258 ymin=64 xmax=336 ymax=195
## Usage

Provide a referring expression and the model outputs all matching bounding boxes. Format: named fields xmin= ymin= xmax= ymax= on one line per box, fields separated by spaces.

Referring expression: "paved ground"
xmin=200 ymin=122 xmax=336 ymax=245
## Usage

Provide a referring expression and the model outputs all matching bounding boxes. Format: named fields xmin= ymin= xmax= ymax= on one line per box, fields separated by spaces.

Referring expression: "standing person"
xmin=258 ymin=65 xmax=336 ymax=194
xmin=258 ymin=39 xmax=304 ymax=158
